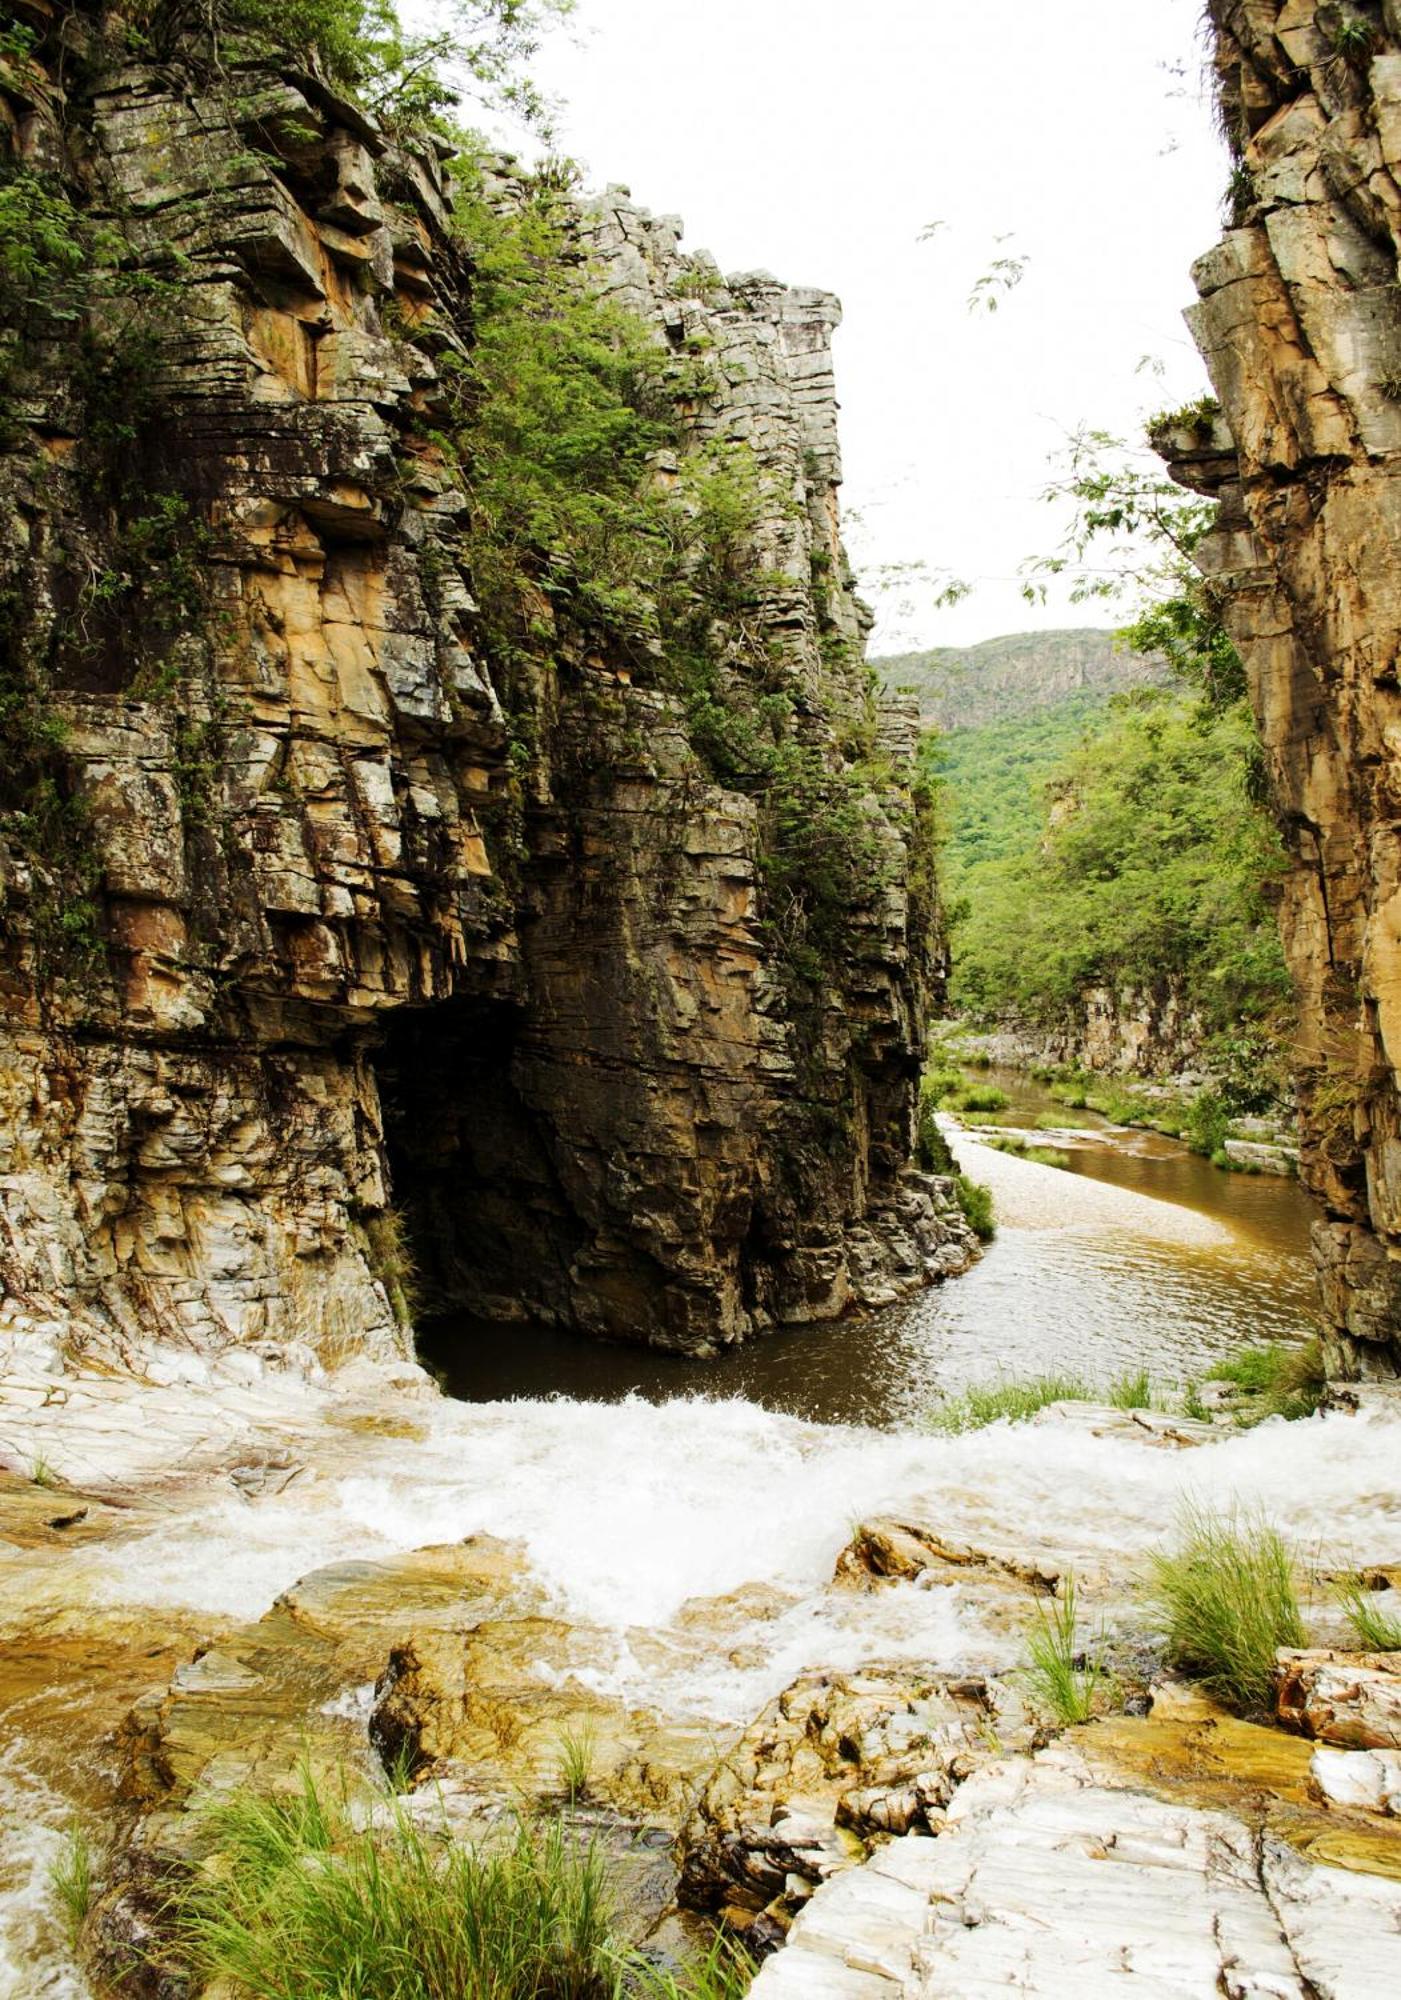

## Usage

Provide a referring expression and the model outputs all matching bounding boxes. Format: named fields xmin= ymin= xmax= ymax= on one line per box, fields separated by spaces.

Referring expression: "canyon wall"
xmin=0 ymin=3 xmax=972 ymax=1369
xmin=1170 ymin=0 xmax=1401 ymax=1373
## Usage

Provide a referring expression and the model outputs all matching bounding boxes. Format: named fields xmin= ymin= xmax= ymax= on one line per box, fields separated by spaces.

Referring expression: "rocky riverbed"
xmin=5 ymin=1205 xmax=1401 ymax=1996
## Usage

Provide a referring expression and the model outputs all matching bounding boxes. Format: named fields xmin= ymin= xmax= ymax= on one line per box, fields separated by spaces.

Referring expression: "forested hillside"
xmin=878 ymin=628 xmax=1294 ymax=1087
xmin=880 ymin=627 xmax=1167 ymax=731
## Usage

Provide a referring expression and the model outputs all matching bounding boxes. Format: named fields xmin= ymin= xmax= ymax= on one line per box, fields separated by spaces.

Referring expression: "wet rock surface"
xmin=677 ymin=1667 xmax=1035 ymax=1941
xmin=751 ymin=1731 xmax=1401 ymax=1998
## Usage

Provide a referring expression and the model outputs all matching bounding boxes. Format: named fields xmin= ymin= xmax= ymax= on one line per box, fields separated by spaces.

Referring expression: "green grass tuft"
xmin=554 ymin=1723 xmax=596 ymax=1805
xmin=28 ymin=1452 xmax=59 ymax=1488
xmin=950 ymin=1083 xmax=1009 ymax=1114
xmin=929 ymin=1372 xmax=1093 ymax=1435
xmin=1147 ymin=1503 xmax=1305 ymax=1715
xmin=1015 ymin=1574 xmax=1116 ymax=1726
xmin=168 ymin=1767 xmax=743 ymax=2000
xmin=48 ymin=1826 xmax=94 ymax=1947
xmin=1108 ymin=1367 xmax=1153 ymax=1411
xmin=1181 ymin=1379 xmax=1210 ymax=1423
xmin=172 ymin=1777 xmax=618 ymax=2000
xmin=1334 ymin=1575 xmax=1401 ymax=1652
xmin=1204 ymin=1339 xmax=1325 ymax=1424
xmin=636 ymin=1931 xmax=757 ymax=2000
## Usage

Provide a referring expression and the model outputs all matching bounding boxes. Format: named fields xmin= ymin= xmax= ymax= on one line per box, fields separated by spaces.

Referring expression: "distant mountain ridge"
xmin=875 ymin=628 xmax=1169 ymax=732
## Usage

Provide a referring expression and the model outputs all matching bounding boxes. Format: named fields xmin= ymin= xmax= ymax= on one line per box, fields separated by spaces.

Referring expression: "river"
xmin=419 ymin=1071 xmax=1321 ymax=1425
xmin=0 ymin=1080 xmax=1369 ymax=1999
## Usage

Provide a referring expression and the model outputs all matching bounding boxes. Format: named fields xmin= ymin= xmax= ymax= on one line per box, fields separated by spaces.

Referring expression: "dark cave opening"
xmin=371 ymin=996 xmax=586 ymax=1342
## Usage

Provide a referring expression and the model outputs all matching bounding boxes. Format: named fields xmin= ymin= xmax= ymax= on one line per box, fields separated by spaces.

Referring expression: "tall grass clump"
xmin=950 ymin=1083 xmax=1008 ymax=1115
xmin=171 ymin=1776 xmax=619 ymax=2000
xmin=554 ymin=1723 xmax=596 ymax=1805
xmin=929 ymin=1372 xmax=1092 ymax=1434
xmin=1015 ymin=1574 xmax=1115 ymax=1726
xmin=1148 ymin=1503 xmax=1305 ymax=1714
xmin=1335 ymin=1575 xmax=1401 ymax=1652
xmin=1108 ymin=1367 xmax=1153 ymax=1411
xmin=1205 ymin=1338 xmax=1325 ymax=1424
xmin=48 ymin=1826 xmax=94 ymax=1947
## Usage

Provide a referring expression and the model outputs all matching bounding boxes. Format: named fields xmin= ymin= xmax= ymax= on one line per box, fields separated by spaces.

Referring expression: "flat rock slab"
xmin=750 ymin=1743 xmax=1401 ymax=1998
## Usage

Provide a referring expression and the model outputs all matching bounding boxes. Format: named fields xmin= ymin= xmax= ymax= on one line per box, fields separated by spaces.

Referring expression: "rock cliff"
xmin=1170 ymin=0 xmax=1401 ymax=1375
xmin=0 ymin=2 xmax=972 ymax=1367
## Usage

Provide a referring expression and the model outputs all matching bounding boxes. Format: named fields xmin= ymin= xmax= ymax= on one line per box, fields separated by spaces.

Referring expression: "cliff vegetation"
xmin=0 ymin=0 xmax=975 ymax=1369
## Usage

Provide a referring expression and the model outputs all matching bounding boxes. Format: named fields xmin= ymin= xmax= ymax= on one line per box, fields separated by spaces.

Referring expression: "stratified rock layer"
xmin=0 ymin=8 xmax=972 ymax=1364
xmin=1174 ymin=3 xmax=1401 ymax=1374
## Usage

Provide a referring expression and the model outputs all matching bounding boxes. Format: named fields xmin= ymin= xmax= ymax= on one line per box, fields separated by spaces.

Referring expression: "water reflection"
xmin=423 ymin=1071 xmax=1320 ymax=1430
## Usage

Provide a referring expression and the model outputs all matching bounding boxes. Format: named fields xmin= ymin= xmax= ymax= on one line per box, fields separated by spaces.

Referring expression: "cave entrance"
xmin=370 ymin=995 xmax=584 ymax=1337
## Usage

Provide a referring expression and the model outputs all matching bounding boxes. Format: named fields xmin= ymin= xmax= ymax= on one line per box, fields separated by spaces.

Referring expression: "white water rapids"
xmin=3 ymin=1143 xmax=1399 ymax=1995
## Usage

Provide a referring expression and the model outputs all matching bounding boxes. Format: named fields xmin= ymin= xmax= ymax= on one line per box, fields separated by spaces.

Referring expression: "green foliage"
xmin=954 ymin=1174 xmax=995 ymax=1242
xmin=929 ymin=1371 xmax=1091 ymax=1434
xmin=1148 ymin=1504 xmax=1305 ymax=1715
xmin=1108 ymin=1368 xmax=1153 ymax=1410
xmin=1204 ymin=1339 xmax=1326 ymax=1424
xmin=28 ymin=1453 xmax=59 ymax=1487
xmin=949 ymin=691 xmax=1290 ymax=1037
xmin=554 ymin=1723 xmax=595 ymax=1805
xmin=443 ymin=158 xmax=897 ymax=983
xmin=915 ymin=1073 xmax=957 ymax=1174
xmin=48 ymin=1826 xmax=95 ymax=1947
xmin=1015 ymin=1574 xmax=1116 ymax=1726
xmin=170 ymin=1768 xmax=752 ymax=2000
xmin=1334 ymin=1576 xmax=1401 ymax=1652
xmin=949 ymin=1082 xmax=1008 ymax=1114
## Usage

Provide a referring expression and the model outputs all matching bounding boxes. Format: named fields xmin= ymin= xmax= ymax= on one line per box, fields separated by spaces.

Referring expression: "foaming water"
xmin=0 ymin=1101 xmax=1369 ymax=1996
xmin=5 ymin=1378 xmax=1401 ymax=1995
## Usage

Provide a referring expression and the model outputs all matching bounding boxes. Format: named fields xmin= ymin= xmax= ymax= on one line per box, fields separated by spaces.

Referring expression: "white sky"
xmin=483 ymin=0 xmax=1229 ymax=651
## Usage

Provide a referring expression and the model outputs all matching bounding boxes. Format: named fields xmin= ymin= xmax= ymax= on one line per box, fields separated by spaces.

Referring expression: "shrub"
xmin=1015 ymin=1574 xmax=1116 ymax=1726
xmin=915 ymin=1075 xmax=956 ymax=1175
xmin=1334 ymin=1576 xmax=1401 ymax=1653
xmin=955 ymin=1174 xmax=995 ymax=1241
xmin=1185 ymin=1090 xmax=1229 ymax=1159
xmin=1147 ymin=1504 xmax=1305 ymax=1714
xmin=929 ymin=1371 xmax=1091 ymax=1434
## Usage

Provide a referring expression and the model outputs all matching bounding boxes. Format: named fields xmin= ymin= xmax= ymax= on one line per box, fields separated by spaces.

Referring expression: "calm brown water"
xmin=421 ymin=1070 xmax=1320 ymax=1429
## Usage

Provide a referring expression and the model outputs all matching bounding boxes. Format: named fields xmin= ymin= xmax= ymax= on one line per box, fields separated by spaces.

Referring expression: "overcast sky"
xmin=483 ymin=0 xmax=1228 ymax=652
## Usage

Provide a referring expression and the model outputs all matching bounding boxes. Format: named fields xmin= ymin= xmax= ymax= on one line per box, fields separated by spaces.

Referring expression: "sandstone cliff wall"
xmin=0 ymin=5 xmax=972 ymax=1368
xmin=1172 ymin=0 xmax=1401 ymax=1373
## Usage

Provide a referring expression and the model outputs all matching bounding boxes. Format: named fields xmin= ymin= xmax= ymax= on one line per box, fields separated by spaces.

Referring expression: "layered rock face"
xmin=1170 ymin=1 xmax=1401 ymax=1374
xmin=0 ymin=5 xmax=968 ymax=1365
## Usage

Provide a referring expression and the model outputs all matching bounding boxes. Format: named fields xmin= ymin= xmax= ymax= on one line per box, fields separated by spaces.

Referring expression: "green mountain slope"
xmin=878 ymin=627 xmax=1168 ymax=732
